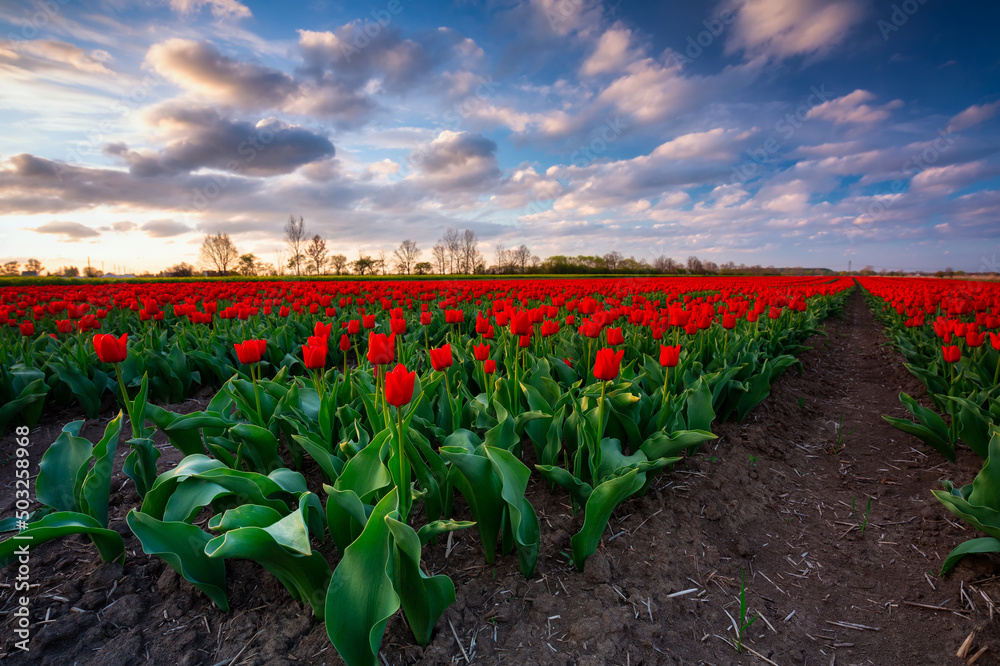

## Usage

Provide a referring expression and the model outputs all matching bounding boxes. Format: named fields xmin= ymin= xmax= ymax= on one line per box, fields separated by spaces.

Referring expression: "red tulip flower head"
xmin=659 ymin=344 xmax=681 ymax=368
xmin=93 ymin=333 xmax=128 ymax=363
xmin=302 ymin=343 xmax=327 ymax=370
xmin=966 ymin=331 xmax=986 ymax=348
xmin=314 ymin=321 xmax=333 ymax=339
xmin=234 ymin=339 xmax=267 ymax=364
xmin=385 ymin=364 xmax=416 ymax=407
xmin=420 ymin=312 xmax=432 ymax=326
xmin=593 ymin=348 xmax=624 ymax=381
xmin=722 ymin=313 xmax=737 ymax=330
xmin=941 ymin=345 xmax=961 ymax=363
xmin=606 ymin=327 xmax=624 ymax=345
xmin=430 ymin=343 xmax=453 ymax=371
xmin=339 ymin=333 xmax=351 ymax=352
xmin=990 ymin=332 xmax=1000 ymax=351
xmin=474 ymin=343 xmax=490 ymax=361
xmin=347 ymin=319 xmax=361 ymax=335
xmin=483 ymin=359 xmax=496 ymax=375
xmin=19 ymin=322 xmax=34 ymax=337
xmin=367 ymin=332 xmax=396 ymax=366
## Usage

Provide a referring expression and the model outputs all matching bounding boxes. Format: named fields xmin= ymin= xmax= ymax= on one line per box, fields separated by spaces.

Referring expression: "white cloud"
xmin=806 ymin=90 xmax=902 ymax=125
xmin=725 ymin=0 xmax=866 ymax=60
xmin=948 ymin=101 xmax=1000 ymax=133
xmin=580 ymin=25 xmax=638 ymax=77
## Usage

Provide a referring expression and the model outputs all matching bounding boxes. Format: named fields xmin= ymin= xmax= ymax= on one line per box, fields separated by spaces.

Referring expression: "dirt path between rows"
xmin=1 ymin=287 xmax=998 ymax=665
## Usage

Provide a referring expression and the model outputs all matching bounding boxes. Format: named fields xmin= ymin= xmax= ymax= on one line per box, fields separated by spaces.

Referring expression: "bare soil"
xmin=2 ymin=289 xmax=998 ymax=665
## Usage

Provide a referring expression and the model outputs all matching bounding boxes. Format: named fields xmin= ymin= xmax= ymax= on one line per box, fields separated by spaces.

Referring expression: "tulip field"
xmin=1 ymin=275 xmax=999 ymax=664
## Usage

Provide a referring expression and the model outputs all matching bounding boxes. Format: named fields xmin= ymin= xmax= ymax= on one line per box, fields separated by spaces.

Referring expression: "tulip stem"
xmin=313 ymin=368 xmax=324 ymax=401
xmin=661 ymin=366 xmax=669 ymax=412
xmin=115 ymin=365 xmax=138 ymax=438
xmin=252 ymin=364 xmax=263 ymax=425
xmin=397 ymin=405 xmax=411 ymax=524
xmin=443 ymin=368 xmax=456 ymax=430
xmin=598 ymin=379 xmax=607 ymax=444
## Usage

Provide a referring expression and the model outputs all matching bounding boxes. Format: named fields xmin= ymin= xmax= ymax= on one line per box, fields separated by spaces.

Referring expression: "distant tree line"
xmin=11 ymin=214 xmax=918 ymax=279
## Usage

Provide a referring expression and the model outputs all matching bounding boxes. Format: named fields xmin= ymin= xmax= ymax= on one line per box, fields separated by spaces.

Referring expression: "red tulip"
xmin=339 ymin=333 xmax=351 ymax=352
xmin=57 ymin=319 xmax=73 ymax=334
xmin=483 ymin=359 xmax=496 ymax=375
xmin=367 ymin=332 xmax=396 ymax=366
xmin=362 ymin=315 xmax=376 ymax=329
xmin=430 ymin=343 xmax=453 ymax=371
xmin=19 ymin=322 xmax=34 ymax=337
xmin=722 ymin=313 xmax=737 ymax=330
xmin=390 ymin=317 xmax=407 ymax=335
xmin=234 ymin=339 xmax=267 ymax=364
xmin=420 ymin=312 xmax=432 ymax=326
xmin=966 ymin=331 xmax=985 ymax=348
xmin=93 ymin=333 xmax=128 ymax=363
xmin=314 ymin=321 xmax=332 ymax=339
xmin=445 ymin=309 xmax=464 ymax=324
xmin=302 ymin=343 xmax=327 ymax=369
xmin=606 ymin=327 xmax=624 ymax=345
xmin=659 ymin=344 xmax=681 ymax=368
xmin=510 ymin=310 xmax=532 ymax=336
xmin=593 ymin=348 xmax=624 ymax=381
xmin=348 ymin=319 xmax=361 ymax=335
xmin=385 ymin=363 xmax=416 ymax=407
xmin=474 ymin=343 xmax=490 ymax=361
xmin=989 ymin=332 xmax=1000 ymax=350
xmin=307 ymin=334 xmax=327 ymax=349
xmin=941 ymin=345 xmax=961 ymax=363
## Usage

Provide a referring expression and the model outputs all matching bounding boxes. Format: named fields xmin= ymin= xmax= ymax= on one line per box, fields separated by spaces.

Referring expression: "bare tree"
xmin=686 ymin=255 xmax=704 ymax=275
xmin=459 ymin=229 xmax=480 ymax=273
xmin=432 ymin=242 xmax=448 ymax=274
xmin=375 ymin=249 xmax=388 ymax=275
xmin=273 ymin=247 xmax=287 ymax=276
xmin=442 ymin=227 xmax=462 ymax=273
xmin=200 ymin=233 xmax=239 ymax=274
xmin=603 ymin=250 xmax=623 ymax=271
xmin=512 ymin=244 xmax=533 ymax=273
xmin=284 ymin=215 xmax=307 ymax=276
xmin=652 ymin=255 xmax=681 ymax=273
xmin=164 ymin=262 xmax=196 ymax=277
xmin=330 ymin=254 xmax=348 ymax=275
xmin=305 ymin=234 xmax=328 ymax=275
xmin=494 ymin=242 xmax=511 ymax=274
xmin=393 ymin=239 xmax=420 ymax=275
xmin=25 ymin=258 xmax=43 ymax=274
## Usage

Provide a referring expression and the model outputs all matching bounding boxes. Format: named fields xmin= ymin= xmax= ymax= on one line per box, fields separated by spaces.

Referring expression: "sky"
xmin=1 ymin=0 xmax=999 ymax=274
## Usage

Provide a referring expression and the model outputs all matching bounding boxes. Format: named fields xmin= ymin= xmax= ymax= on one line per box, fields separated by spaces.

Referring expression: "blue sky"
xmin=1 ymin=0 xmax=998 ymax=273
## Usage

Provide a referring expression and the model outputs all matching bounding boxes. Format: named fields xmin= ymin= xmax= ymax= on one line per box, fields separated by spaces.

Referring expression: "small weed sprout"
xmin=732 ymin=568 xmax=760 ymax=653
xmin=828 ymin=415 xmax=856 ymax=454
xmin=852 ymin=496 xmax=872 ymax=534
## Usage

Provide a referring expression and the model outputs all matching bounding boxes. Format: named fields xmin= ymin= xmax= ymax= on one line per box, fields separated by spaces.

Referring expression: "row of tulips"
xmin=1 ymin=276 xmax=853 ymax=666
xmin=859 ymin=277 xmax=1000 ymax=575
xmin=1 ymin=275 xmax=846 ymax=434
